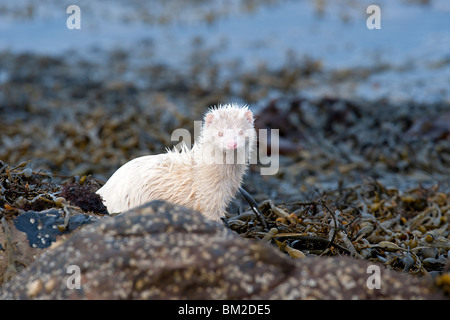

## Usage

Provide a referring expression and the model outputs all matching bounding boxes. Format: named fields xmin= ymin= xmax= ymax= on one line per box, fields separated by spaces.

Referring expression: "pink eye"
xmin=239 ymin=129 xmax=244 ymax=135
xmin=218 ymin=131 xmax=223 ymax=137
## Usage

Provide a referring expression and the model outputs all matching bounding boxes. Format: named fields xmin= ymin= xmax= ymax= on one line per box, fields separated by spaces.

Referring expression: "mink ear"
xmin=244 ymin=110 xmax=253 ymax=123
xmin=205 ymin=113 xmax=214 ymax=126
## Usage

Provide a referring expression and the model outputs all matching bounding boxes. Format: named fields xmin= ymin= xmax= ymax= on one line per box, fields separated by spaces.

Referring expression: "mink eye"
xmin=239 ymin=129 xmax=244 ymax=135
xmin=218 ymin=131 xmax=223 ymax=137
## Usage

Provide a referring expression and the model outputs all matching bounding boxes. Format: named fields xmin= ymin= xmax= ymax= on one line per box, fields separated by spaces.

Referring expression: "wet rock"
xmin=0 ymin=207 xmax=102 ymax=286
xmin=13 ymin=208 xmax=100 ymax=249
xmin=0 ymin=201 xmax=444 ymax=299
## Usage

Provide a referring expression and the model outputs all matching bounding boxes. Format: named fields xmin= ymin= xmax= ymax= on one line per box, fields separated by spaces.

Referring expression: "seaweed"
xmin=0 ymin=160 xmax=108 ymax=217
xmin=228 ymin=181 xmax=449 ymax=278
xmin=60 ymin=182 xmax=108 ymax=215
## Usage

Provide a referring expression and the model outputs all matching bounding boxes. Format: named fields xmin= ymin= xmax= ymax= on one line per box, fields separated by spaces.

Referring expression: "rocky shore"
xmin=0 ymin=0 xmax=449 ymax=299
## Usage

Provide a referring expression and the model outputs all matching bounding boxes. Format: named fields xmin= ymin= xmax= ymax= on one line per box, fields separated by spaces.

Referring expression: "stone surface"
xmin=0 ymin=201 xmax=445 ymax=299
xmin=0 ymin=207 xmax=101 ymax=286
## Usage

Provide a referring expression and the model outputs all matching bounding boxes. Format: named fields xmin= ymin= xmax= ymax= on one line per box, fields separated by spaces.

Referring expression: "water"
xmin=0 ymin=0 xmax=449 ymax=103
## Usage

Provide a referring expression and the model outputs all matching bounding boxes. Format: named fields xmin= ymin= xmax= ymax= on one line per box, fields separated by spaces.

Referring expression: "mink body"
xmin=96 ymin=104 xmax=256 ymax=221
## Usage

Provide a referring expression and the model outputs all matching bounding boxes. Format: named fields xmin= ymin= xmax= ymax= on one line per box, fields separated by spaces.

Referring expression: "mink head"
xmin=201 ymin=104 xmax=257 ymax=163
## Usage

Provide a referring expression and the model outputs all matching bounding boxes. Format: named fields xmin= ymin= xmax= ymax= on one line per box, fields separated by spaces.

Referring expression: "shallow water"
xmin=0 ymin=0 xmax=449 ymax=104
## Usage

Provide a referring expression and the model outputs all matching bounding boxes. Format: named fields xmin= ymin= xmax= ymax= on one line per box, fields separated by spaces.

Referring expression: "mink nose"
xmin=226 ymin=141 xmax=237 ymax=149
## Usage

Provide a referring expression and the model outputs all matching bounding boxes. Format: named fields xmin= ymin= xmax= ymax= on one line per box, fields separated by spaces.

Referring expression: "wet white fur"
xmin=96 ymin=103 xmax=256 ymax=221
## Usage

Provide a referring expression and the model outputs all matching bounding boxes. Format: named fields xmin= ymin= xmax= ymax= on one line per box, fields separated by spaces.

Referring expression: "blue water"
xmin=0 ymin=0 xmax=449 ymax=103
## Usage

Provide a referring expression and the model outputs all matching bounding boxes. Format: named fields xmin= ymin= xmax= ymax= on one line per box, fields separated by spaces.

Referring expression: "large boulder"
xmin=0 ymin=201 xmax=444 ymax=299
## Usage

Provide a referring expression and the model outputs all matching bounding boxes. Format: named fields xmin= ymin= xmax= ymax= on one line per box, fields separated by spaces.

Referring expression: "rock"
xmin=12 ymin=208 xmax=100 ymax=249
xmin=0 ymin=207 xmax=102 ymax=286
xmin=0 ymin=201 xmax=445 ymax=299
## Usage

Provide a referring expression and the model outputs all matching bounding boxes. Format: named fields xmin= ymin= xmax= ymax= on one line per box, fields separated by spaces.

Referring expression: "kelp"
xmin=228 ymin=181 xmax=449 ymax=280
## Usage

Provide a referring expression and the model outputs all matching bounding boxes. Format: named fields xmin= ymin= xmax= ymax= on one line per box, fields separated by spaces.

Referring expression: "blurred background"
xmin=0 ymin=0 xmax=449 ymax=197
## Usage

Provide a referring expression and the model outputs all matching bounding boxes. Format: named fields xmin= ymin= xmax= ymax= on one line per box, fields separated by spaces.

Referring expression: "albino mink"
xmin=96 ymin=104 xmax=256 ymax=221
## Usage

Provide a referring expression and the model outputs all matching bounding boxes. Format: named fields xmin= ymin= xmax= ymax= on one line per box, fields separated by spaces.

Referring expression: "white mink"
xmin=96 ymin=103 xmax=257 ymax=221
